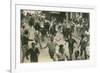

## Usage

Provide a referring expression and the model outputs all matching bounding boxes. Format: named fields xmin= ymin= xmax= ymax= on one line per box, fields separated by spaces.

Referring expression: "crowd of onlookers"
xmin=20 ymin=10 xmax=90 ymax=63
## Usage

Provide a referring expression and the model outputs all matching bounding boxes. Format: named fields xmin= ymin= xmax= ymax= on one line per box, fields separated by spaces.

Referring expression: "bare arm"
xmin=25 ymin=49 xmax=31 ymax=60
xmin=78 ymin=41 xmax=81 ymax=48
xmin=55 ymin=43 xmax=59 ymax=46
xmin=74 ymin=39 xmax=77 ymax=44
xmin=28 ymin=38 xmax=33 ymax=41
xmin=55 ymin=38 xmax=61 ymax=42
xmin=43 ymin=43 xmax=48 ymax=49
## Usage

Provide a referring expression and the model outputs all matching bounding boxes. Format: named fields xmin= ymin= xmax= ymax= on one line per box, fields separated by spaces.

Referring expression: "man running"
xmin=65 ymin=34 xmax=77 ymax=60
xmin=44 ymin=37 xmax=58 ymax=61
xmin=78 ymin=35 xmax=88 ymax=59
xmin=21 ymin=30 xmax=33 ymax=63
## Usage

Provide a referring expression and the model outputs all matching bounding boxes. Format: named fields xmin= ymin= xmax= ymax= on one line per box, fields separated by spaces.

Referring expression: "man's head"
xmin=24 ymin=30 xmax=28 ymax=35
xmin=59 ymin=44 xmax=64 ymax=48
xmin=22 ymin=25 xmax=25 ymax=29
xmin=32 ymin=42 xmax=35 ymax=48
xmin=50 ymin=37 xmax=54 ymax=42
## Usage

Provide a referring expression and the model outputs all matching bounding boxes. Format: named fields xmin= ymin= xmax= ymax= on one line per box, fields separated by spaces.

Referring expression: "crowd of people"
xmin=20 ymin=10 xmax=90 ymax=63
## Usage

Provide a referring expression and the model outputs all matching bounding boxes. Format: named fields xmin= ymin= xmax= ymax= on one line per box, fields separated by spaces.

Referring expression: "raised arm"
xmin=28 ymin=38 xmax=33 ymax=41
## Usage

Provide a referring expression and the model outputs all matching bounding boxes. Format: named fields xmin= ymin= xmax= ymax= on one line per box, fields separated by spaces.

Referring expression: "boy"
xmin=26 ymin=42 xmax=40 ymax=62
xmin=56 ymin=44 xmax=68 ymax=61
xmin=75 ymin=50 xmax=80 ymax=60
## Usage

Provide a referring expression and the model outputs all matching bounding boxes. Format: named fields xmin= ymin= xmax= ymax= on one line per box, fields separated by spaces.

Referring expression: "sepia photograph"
xmin=20 ymin=9 xmax=90 ymax=63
